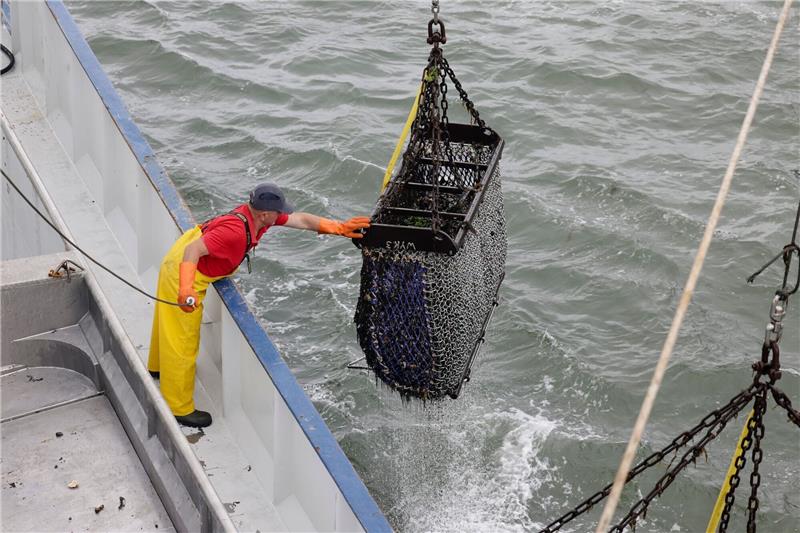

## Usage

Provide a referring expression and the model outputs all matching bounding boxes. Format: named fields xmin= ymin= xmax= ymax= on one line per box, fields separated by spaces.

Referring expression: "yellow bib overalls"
xmin=147 ymin=226 xmax=226 ymax=416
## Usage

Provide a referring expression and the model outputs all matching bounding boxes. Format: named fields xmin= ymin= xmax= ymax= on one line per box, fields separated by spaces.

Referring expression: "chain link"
xmin=440 ymin=56 xmax=489 ymax=131
xmin=768 ymin=384 xmax=800 ymax=427
xmin=746 ymin=388 xmax=768 ymax=532
xmin=428 ymin=55 xmax=442 ymax=234
xmin=612 ymin=387 xmax=760 ymax=532
xmin=718 ymin=387 xmax=764 ymax=532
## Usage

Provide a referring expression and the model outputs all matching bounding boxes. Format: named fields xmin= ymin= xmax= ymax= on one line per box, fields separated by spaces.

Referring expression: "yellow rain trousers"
xmin=148 ymin=226 xmax=226 ymax=416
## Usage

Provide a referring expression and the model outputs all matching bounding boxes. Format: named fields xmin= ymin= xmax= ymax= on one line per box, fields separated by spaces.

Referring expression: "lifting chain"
xmin=717 ymin=384 xmax=770 ymax=532
xmin=423 ymin=0 xmax=489 ymax=132
xmin=430 ymin=75 xmax=442 ymax=234
xmin=769 ymin=385 xmax=800 ymax=427
xmin=419 ymin=4 xmax=488 ymax=238
xmin=717 ymin=389 xmax=759 ymax=532
xmin=441 ymin=56 xmax=489 ymax=131
xmin=539 ymin=199 xmax=799 ymax=530
xmin=537 ymin=383 xmax=759 ymax=532
xmin=746 ymin=387 xmax=767 ymax=533
xmin=721 ymin=200 xmax=799 ymax=531
xmin=611 ymin=386 xmax=758 ymax=532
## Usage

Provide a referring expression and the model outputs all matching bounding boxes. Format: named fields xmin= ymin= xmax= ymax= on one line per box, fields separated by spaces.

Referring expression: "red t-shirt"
xmin=197 ymin=204 xmax=288 ymax=277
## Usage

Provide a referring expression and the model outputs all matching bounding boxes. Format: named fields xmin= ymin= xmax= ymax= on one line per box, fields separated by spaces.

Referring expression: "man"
xmin=148 ymin=182 xmax=369 ymax=428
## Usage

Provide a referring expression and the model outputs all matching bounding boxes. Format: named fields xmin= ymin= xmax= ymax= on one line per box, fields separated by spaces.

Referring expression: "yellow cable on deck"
xmin=381 ymin=82 xmax=423 ymax=191
xmin=705 ymin=409 xmax=754 ymax=533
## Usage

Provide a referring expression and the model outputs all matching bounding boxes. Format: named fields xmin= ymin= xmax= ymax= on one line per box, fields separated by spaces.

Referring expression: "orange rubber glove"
xmin=317 ymin=216 xmax=371 ymax=239
xmin=178 ymin=261 xmax=199 ymax=313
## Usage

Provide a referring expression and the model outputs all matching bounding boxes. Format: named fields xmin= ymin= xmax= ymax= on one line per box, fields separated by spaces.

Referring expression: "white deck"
xmin=1 ymin=366 xmax=174 ymax=532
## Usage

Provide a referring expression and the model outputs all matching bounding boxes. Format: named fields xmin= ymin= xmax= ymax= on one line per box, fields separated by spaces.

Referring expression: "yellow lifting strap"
xmin=381 ymin=82 xmax=423 ymax=191
xmin=705 ymin=409 xmax=755 ymax=533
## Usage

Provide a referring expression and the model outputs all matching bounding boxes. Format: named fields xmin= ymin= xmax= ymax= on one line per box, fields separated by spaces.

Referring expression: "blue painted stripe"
xmin=44 ymin=2 xmax=390 ymax=531
xmin=1 ymin=0 xmax=11 ymax=33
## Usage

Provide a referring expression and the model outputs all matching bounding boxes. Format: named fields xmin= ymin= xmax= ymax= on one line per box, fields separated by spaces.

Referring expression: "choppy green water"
xmin=68 ymin=1 xmax=799 ymax=531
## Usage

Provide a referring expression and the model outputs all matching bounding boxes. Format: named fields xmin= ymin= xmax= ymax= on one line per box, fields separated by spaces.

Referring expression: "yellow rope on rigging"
xmin=705 ymin=409 xmax=755 ymax=533
xmin=381 ymin=82 xmax=423 ymax=192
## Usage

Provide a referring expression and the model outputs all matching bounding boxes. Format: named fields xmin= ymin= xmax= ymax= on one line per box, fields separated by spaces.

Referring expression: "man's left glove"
xmin=318 ymin=216 xmax=371 ymax=239
xmin=178 ymin=261 xmax=199 ymax=313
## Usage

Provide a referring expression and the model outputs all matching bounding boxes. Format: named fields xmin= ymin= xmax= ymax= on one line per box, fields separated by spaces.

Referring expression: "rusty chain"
xmin=769 ymin=384 xmax=800 ymax=427
xmin=428 ymin=49 xmax=443 ymax=234
xmin=746 ymin=387 xmax=768 ymax=533
xmin=419 ymin=16 xmax=487 ymax=236
xmin=539 ymin=371 xmax=798 ymax=532
xmin=611 ymin=385 xmax=761 ymax=532
xmin=717 ymin=389 xmax=760 ymax=532
xmin=536 ymin=177 xmax=798 ymax=533
xmin=611 ymin=384 xmax=760 ymax=531
xmin=440 ymin=56 xmax=489 ymax=131
xmin=537 ymin=383 xmax=759 ymax=533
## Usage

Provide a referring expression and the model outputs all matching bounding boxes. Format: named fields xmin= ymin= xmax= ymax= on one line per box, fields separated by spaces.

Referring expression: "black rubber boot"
xmin=149 ymin=371 xmax=160 ymax=379
xmin=175 ymin=410 xmax=212 ymax=428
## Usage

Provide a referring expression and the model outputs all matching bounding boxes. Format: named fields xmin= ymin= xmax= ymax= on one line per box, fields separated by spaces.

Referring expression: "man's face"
xmin=256 ymin=210 xmax=281 ymax=226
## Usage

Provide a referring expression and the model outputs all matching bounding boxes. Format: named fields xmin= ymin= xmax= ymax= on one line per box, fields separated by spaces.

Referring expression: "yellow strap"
xmin=705 ymin=409 xmax=754 ymax=533
xmin=381 ymin=82 xmax=424 ymax=191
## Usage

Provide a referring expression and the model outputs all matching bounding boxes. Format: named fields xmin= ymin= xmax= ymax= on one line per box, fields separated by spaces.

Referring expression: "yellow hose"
xmin=705 ymin=410 xmax=754 ymax=533
xmin=381 ymin=82 xmax=423 ymax=192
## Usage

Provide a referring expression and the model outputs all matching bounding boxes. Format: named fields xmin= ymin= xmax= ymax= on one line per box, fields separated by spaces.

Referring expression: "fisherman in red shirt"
xmin=148 ymin=183 xmax=369 ymax=428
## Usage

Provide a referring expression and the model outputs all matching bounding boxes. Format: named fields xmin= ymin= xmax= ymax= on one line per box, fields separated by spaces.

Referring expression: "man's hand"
xmin=318 ymin=216 xmax=371 ymax=239
xmin=178 ymin=261 xmax=199 ymax=313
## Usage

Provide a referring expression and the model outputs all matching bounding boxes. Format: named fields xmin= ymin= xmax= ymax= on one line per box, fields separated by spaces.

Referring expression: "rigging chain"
xmin=769 ymin=385 xmax=800 ymax=427
xmin=717 ymin=384 xmax=769 ymax=532
xmin=610 ymin=384 xmax=759 ymax=532
xmin=745 ymin=387 xmax=767 ymax=533
xmin=540 ymin=200 xmax=800 ymax=531
xmin=427 ymin=51 xmax=443 ymax=235
xmin=540 ymin=375 xmax=798 ymax=532
xmin=537 ymin=382 xmax=759 ymax=533
xmin=717 ymin=390 xmax=761 ymax=532
xmin=596 ymin=2 xmax=795 ymax=529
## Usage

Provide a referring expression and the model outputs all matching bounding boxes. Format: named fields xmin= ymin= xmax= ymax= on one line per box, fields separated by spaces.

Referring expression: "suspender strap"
xmin=230 ymin=212 xmax=252 ymax=273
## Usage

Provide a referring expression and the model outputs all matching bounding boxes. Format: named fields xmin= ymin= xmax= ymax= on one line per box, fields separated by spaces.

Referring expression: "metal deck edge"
xmin=44 ymin=1 xmax=390 ymax=530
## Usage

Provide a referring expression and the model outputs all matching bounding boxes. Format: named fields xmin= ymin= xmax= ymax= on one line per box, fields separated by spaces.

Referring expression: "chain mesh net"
xmin=354 ymin=41 xmax=507 ymax=400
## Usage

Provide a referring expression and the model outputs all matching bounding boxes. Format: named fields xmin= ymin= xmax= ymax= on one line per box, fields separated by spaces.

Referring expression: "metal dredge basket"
xmin=353 ymin=18 xmax=506 ymax=400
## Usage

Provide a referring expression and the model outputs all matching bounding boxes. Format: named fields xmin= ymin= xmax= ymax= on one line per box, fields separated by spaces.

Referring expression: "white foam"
xmin=390 ymin=403 xmax=558 ymax=533
xmin=327 ymin=141 xmax=386 ymax=172
xmin=243 ymin=287 xmax=259 ymax=305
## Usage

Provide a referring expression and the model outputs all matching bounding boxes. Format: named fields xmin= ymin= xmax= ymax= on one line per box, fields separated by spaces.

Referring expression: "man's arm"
xmin=284 ymin=212 xmax=323 ymax=231
xmin=182 ymin=236 xmax=210 ymax=262
xmin=285 ymin=212 xmax=370 ymax=238
xmin=176 ymin=237 xmax=210 ymax=312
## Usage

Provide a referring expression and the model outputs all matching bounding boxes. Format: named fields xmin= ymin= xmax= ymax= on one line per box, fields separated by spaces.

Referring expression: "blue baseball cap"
xmin=249 ymin=183 xmax=294 ymax=213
